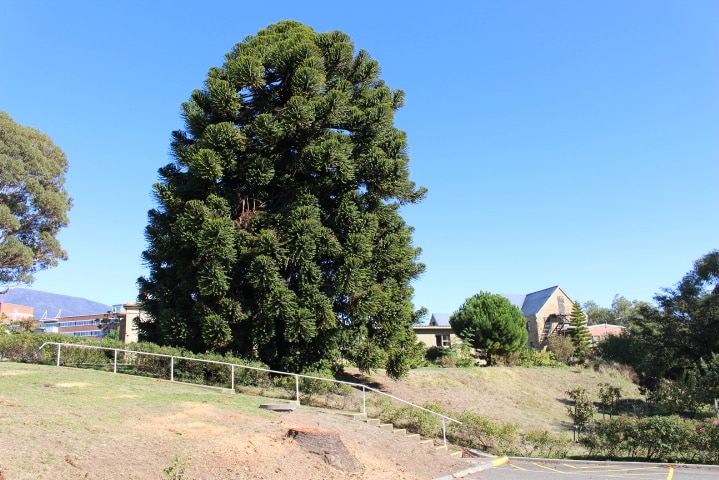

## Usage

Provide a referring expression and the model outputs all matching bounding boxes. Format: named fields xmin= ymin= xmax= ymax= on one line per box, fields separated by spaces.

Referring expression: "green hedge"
xmin=581 ymin=415 xmax=719 ymax=463
xmin=0 ymin=334 xmax=269 ymax=389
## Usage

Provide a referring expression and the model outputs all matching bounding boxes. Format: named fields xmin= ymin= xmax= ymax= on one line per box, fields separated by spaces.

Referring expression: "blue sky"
xmin=2 ymin=1 xmax=717 ymax=316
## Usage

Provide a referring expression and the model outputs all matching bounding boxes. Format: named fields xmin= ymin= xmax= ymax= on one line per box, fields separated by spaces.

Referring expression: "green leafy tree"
xmin=566 ymin=387 xmax=596 ymax=437
xmin=582 ymin=300 xmax=613 ymax=325
xmin=583 ymin=295 xmax=648 ymax=326
xmin=620 ymin=251 xmax=719 ymax=399
xmin=569 ymin=301 xmax=591 ymax=360
xmin=0 ymin=112 xmax=72 ymax=291
xmin=598 ymin=383 xmax=622 ymax=419
xmin=449 ymin=292 xmax=528 ymax=365
xmin=138 ymin=21 xmax=426 ymax=379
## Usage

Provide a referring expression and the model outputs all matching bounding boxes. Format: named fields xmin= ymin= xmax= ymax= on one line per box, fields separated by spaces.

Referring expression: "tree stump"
xmin=287 ymin=427 xmax=361 ymax=473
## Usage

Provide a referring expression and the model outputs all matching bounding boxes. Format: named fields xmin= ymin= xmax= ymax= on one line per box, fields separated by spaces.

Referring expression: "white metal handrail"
xmin=37 ymin=342 xmax=461 ymax=446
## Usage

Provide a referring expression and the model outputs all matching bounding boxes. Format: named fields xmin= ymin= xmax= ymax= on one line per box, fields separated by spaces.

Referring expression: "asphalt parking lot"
xmin=454 ymin=458 xmax=719 ymax=480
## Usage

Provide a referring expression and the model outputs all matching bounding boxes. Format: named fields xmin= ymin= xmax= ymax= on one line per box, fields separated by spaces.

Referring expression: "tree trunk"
xmin=287 ymin=427 xmax=361 ymax=473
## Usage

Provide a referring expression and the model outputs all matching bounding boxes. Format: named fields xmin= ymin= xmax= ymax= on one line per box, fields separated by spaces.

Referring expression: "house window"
xmin=526 ymin=321 xmax=531 ymax=332
xmin=435 ymin=335 xmax=451 ymax=348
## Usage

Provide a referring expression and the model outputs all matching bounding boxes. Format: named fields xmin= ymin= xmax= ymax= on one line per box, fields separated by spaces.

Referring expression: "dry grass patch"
xmin=348 ymin=365 xmax=642 ymax=432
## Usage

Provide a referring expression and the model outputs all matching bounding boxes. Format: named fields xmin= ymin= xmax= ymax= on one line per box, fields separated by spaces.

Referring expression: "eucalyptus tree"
xmin=139 ymin=21 xmax=426 ymax=378
xmin=0 ymin=112 xmax=72 ymax=292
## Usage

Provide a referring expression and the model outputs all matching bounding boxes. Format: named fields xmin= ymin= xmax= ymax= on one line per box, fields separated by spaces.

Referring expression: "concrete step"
xmin=360 ymin=416 xmax=458 ymax=455
xmin=342 ymin=412 xmax=368 ymax=421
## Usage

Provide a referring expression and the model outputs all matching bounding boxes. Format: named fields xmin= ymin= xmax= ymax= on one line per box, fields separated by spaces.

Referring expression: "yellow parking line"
xmin=509 ymin=463 xmax=529 ymax=471
xmin=534 ymin=463 xmax=565 ymax=473
xmin=608 ymin=474 xmax=668 ymax=478
xmin=667 ymin=466 xmax=674 ymax=480
xmin=562 ymin=464 xmax=666 ymax=472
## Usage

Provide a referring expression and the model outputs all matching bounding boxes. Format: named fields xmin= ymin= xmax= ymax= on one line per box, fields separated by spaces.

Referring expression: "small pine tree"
xmin=449 ymin=292 xmax=528 ymax=366
xmin=570 ymin=301 xmax=591 ymax=360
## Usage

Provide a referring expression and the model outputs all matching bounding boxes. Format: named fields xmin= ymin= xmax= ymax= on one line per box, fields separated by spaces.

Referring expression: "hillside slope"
xmin=344 ymin=364 xmax=641 ymax=432
xmin=0 ymin=363 xmax=471 ymax=480
xmin=0 ymin=362 xmax=641 ymax=479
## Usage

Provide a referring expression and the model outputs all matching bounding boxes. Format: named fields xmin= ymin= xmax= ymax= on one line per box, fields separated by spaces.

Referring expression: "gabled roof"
xmin=428 ymin=313 xmax=451 ymax=326
xmin=511 ymin=286 xmax=560 ymax=317
xmin=428 ymin=286 xmax=570 ymax=324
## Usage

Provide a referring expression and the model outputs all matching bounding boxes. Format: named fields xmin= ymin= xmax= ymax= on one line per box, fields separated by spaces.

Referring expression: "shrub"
xmin=598 ymin=383 xmax=622 ymax=419
xmin=636 ymin=415 xmax=691 ymax=461
xmin=546 ymin=335 xmax=575 ymax=364
xmin=391 ymin=402 xmax=447 ymax=437
xmin=425 ymin=344 xmax=474 ymax=368
xmin=691 ymin=418 xmax=719 ymax=464
xmin=449 ymin=411 xmax=520 ymax=455
xmin=507 ymin=347 xmax=565 ymax=368
xmin=650 ymin=376 xmax=704 ymax=416
xmin=566 ymin=387 xmax=596 ymax=435
xmin=582 ymin=415 xmax=696 ymax=462
xmin=517 ymin=429 xmax=572 ymax=459
xmin=579 ymin=416 xmax=640 ymax=459
xmin=0 ymin=333 xmax=111 ymax=363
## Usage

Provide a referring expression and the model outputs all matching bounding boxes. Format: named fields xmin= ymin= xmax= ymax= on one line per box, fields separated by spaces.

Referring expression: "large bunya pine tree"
xmin=139 ymin=21 xmax=427 ymax=378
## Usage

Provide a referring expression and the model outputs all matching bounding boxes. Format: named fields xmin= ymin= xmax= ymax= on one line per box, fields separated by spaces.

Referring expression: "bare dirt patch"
xmin=45 ymin=382 xmax=91 ymax=388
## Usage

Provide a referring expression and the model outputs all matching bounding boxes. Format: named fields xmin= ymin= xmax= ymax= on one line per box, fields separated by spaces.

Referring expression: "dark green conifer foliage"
xmin=138 ymin=21 xmax=426 ymax=378
xmin=570 ymin=301 xmax=591 ymax=360
xmin=449 ymin=292 xmax=528 ymax=365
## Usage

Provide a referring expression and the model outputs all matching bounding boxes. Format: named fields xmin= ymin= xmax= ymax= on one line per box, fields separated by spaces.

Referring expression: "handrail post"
xmin=114 ymin=349 xmax=118 ymax=374
xmin=362 ymin=386 xmax=366 ymax=415
xmin=170 ymin=356 xmax=174 ymax=382
xmin=295 ymin=374 xmax=300 ymax=405
xmin=56 ymin=343 xmax=61 ymax=366
xmin=231 ymin=365 xmax=235 ymax=393
xmin=442 ymin=417 xmax=447 ymax=448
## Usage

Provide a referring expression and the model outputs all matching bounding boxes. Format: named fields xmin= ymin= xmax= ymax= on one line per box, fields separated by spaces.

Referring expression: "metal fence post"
xmin=231 ymin=365 xmax=235 ymax=393
xmin=56 ymin=344 xmax=61 ymax=366
xmin=170 ymin=356 xmax=174 ymax=382
xmin=442 ymin=417 xmax=447 ymax=448
xmin=114 ymin=349 xmax=118 ymax=374
xmin=295 ymin=374 xmax=300 ymax=405
xmin=362 ymin=386 xmax=366 ymax=415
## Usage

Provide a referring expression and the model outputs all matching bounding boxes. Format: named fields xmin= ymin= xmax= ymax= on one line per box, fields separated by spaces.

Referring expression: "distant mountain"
xmin=0 ymin=288 xmax=111 ymax=318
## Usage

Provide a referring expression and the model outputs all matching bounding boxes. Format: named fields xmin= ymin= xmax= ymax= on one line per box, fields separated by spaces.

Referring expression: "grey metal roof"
xmin=429 ymin=313 xmax=451 ymax=326
xmin=499 ymin=294 xmax=526 ymax=311
xmin=519 ymin=286 xmax=560 ymax=316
